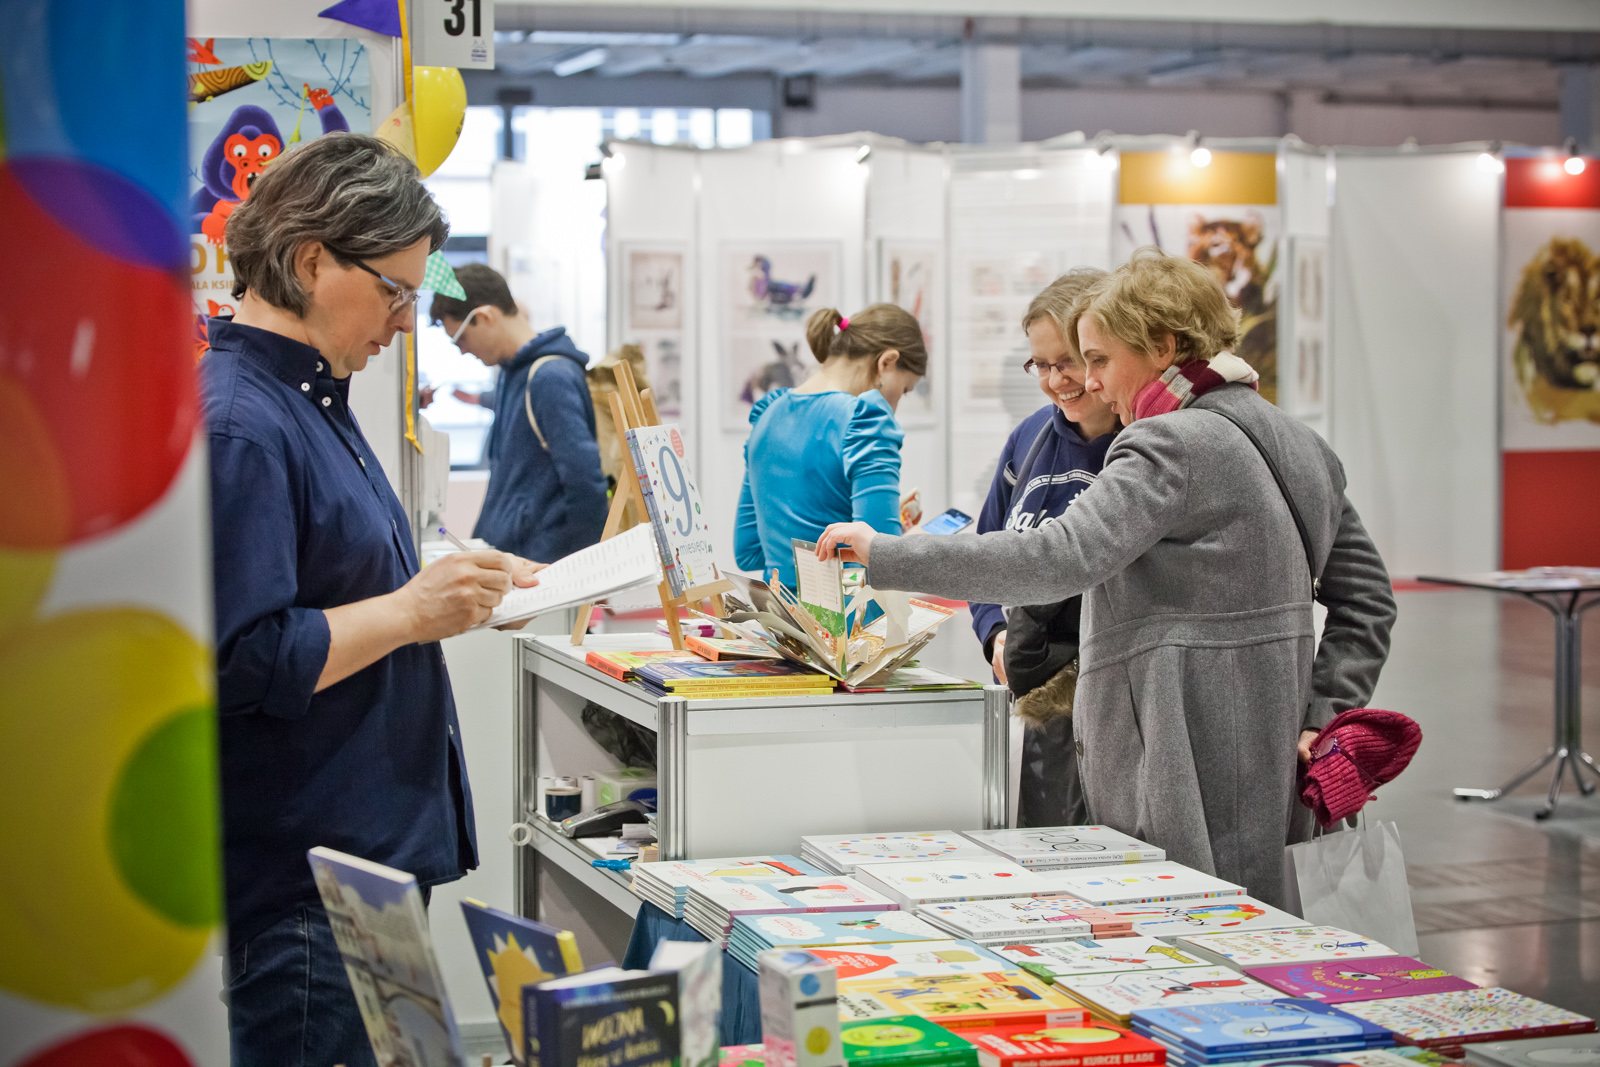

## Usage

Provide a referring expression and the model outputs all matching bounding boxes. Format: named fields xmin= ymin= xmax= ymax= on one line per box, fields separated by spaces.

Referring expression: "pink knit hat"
xmin=1300 ymin=708 xmax=1422 ymax=828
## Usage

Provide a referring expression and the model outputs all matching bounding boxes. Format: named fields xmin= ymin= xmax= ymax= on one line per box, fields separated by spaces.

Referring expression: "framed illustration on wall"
xmin=877 ymin=239 xmax=940 ymax=426
xmin=622 ymin=244 xmax=688 ymax=419
xmin=1286 ymin=235 xmax=1329 ymax=419
xmin=720 ymin=242 xmax=839 ymax=429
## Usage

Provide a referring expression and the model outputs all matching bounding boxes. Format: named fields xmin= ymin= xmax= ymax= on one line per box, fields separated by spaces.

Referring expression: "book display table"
xmin=1418 ymin=569 xmax=1600 ymax=819
xmin=509 ymin=632 xmax=1010 ymax=923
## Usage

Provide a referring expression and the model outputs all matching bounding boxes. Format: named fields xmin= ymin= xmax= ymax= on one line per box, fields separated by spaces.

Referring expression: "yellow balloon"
xmin=0 ymin=608 xmax=215 ymax=1012
xmin=412 ymin=65 xmax=466 ymax=177
xmin=0 ymin=546 xmax=55 ymax=639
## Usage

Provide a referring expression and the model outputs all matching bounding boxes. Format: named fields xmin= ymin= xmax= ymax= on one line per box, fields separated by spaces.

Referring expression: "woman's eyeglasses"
xmin=1023 ymin=357 xmax=1077 ymax=378
xmin=349 ymin=258 xmax=421 ymax=313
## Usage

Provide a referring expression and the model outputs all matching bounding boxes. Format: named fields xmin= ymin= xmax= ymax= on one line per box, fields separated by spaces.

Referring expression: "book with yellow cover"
xmin=585 ymin=649 xmax=702 ymax=681
xmin=836 ymin=969 xmax=1090 ymax=1031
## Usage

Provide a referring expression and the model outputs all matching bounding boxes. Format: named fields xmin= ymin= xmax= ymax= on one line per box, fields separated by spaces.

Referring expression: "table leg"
xmin=513 ymin=635 xmax=541 ymax=919
xmin=983 ymin=684 xmax=1011 ymax=830
xmin=658 ymin=696 xmax=688 ymax=860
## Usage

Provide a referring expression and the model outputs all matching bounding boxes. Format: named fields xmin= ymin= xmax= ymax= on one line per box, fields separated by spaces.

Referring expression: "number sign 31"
xmin=410 ymin=0 xmax=495 ymax=70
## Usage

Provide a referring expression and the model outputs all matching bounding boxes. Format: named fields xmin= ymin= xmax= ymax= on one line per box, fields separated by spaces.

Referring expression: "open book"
xmin=472 ymin=523 xmax=661 ymax=629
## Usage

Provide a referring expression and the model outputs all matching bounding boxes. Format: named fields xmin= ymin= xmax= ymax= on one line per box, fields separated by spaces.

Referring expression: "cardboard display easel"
xmin=572 ymin=361 xmax=733 ymax=649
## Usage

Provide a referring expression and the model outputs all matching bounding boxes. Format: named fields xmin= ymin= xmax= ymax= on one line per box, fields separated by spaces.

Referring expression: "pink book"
xmin=1245 ymin=955 xmax=1478 ymax=1003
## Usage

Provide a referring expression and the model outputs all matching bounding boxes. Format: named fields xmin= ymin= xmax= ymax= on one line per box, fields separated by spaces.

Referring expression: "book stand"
xmin=571 ymin=361 xmax=733 ymax=650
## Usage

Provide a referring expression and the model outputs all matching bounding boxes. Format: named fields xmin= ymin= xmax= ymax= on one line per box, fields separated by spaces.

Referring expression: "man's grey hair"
xmin=226 ymin=133 xmax=448 ymax=316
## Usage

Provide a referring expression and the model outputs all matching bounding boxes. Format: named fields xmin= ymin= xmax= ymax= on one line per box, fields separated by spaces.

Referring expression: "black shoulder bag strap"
xmin=1204 ymin=407 xmax=1322 ymax=598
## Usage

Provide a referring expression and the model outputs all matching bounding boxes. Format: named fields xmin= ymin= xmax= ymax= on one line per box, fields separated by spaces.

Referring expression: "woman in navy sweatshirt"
xmin=970 ymin=269 xmax=1119 ymax=826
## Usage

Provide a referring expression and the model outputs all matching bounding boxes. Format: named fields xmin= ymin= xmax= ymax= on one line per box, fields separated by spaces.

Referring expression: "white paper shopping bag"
xmin=1284 ymin=820 xmax=1419 ymax=956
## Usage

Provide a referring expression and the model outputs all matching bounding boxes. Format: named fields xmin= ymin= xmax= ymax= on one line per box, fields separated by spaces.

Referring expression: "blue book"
xmin=525 ymin=968 xmax=681 ymax=1067
xmin=460 ymin=898 xmax=585 ymax=1065
xmin=1156 ymin=1038 xmax=1389 ymax=1067
xmin=1131 ymin=999 xmax=1394 ymax=1057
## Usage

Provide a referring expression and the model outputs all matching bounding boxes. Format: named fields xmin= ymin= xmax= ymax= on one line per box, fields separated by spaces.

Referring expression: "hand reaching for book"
xmin=815 ymin=521 xmax=879 ymax=565
xmin=494 ymin=556 xmax=547 ymax=630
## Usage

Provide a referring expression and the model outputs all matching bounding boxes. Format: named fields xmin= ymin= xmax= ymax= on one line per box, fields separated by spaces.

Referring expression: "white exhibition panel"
xmin=1329 ymin=152 xmax=1500 ymax=576
xmin=1279 ymin=147 xmax=1334 ymax=442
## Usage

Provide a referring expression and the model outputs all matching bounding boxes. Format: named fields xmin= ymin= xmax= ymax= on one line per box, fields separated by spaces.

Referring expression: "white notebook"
xmin=474 ymin=523 xmax=661 ymax=628
xmin=1032 ymin=860 xmax=1243 ymax=905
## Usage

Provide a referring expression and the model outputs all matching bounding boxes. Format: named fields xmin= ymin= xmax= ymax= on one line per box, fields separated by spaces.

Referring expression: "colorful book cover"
xmin=1034 ymin=863 xmax=1244 ymax=906
xmin=653 ymin=939 xmax=724 ymax=1067
xmin=799 ymin=940 xmax=1014 ymax=979
xmin=1335 ymin=989 xmax=1596 ymax=1048
xmin=690 ymin=875 xmax=897 ymax=916
xmin=686 ymin=635 xmax=784 ymax=660
xmin=841 ymin=1015 xmax=979 ymax=1066
xmin=1223 ymin=1053 xmax=1443 ymax=1067
xmin=307 ymin=847 xmax=468 ymax=1067
xmin=1130 ymin=999 xmax=1394 ymax=1056
xmin=960 ymin=828 xmax=1166 ymax=869
xmin=853 ymin=860 xmax=1057 ymax=907
xmin=632 ymin=856 xmax=823 ymax=917
xmin=636 ymin=659 xmax=833 ymax=689
xmin=1175 ymin=927 xmax=1395 ymax=969
xmin=1246 ymin=957 xmax=1477 ymax=1004
xmin=792 ymin=538 xmax=851 ymax=653
xmin=804 ymin=832 xmax=1001 ymax=872
xmin=992 ymin=938 xmax=1210 ymax=980
xmin=1103 ymin=897 xmax=1302 ymax=936
xmin=733 ymin=910 xmax=953 ymax=948
xmin=721 ymin=1045 xmax=768 ymax=1067
xmin=966 ymin=1022 xmax=1167 ymax=1067
xmin=1459 ymin=1034 xmax=1600 ymax=1067
xmin=527 ymin=968 xmax=680 ymax=1067
xmin=836 ymin=970 xmax=1091 ymax=1031
xmin=460 ymin=899 xmax=584 ymax=1065
xmin=628 ymin=423 xmax=720 ymax=597
xmin=586 ymin=648 xmax=702 ymax=681
xmin=918 ymin=897 xmax=1096 ymax=941
xmin=1055 ymin=968 xmax=1280 ymax=1022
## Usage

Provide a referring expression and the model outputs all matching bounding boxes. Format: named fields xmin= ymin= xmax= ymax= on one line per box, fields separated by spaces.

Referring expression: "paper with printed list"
xmin=472 ymin=524 xmax=662 ymax=629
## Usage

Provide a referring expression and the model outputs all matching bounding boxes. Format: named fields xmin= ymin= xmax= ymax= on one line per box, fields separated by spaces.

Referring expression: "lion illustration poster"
xmin=1502 ymin=188 xmax=1600 ymax=450
xmin=720 ymin=242 xmax=838 ymax=429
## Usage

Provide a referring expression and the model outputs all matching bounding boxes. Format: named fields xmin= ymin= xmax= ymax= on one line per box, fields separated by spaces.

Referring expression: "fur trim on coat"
xmin=1014 ymin=660 xmax=1078 ymax=729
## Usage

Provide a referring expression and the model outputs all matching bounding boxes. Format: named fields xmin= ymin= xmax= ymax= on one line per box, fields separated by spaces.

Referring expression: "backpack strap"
xmin=521 ymin=355 xmax=564 ymax=451
xmin=1202 ymin=406 xmax=1322 ymax=598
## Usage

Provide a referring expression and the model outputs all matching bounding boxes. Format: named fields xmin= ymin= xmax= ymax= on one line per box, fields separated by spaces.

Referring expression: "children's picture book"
xmin=1107 ymin=897 xmax=1306 ymax=937
xmin=460 ymin=898 xmax=584 ymax=1065
xmin=917 ymin=897 xmax=1098 ymax=942
xmin=840 ymin=1015 xmax=979 ymax=1067
xmin=690 ymin=876 xmax=898 ymax=914
xmin=960 ymin=827 xmax=1166 ymax=870
xmin=838 ymin=668 xmax=983 ymax=693
xmin=1130 ymin=999 xmax=1394 ymax=1057
xmin=1461 ymin=1033 xmax=1600 ymax=1067
xmin=800 ymin=940 xmax=1013 ymax=979
xmin=732 ymin=910 xmax=953 ymax=949
xmin=686 ymin=635 xmax=784 ymax=660
xmin=802 ymin=832 xmax=1000 ymax=875
xmin=793 ymin=539 xmax=851 ymax=657
xmin=1246 ymin=957 xmax=1477 ymax=1004
xmin=627 ymin=423 xmax=720 ymax=597
xmin=585 ymin=648 xmax=703 ymax=681
xmin=851 ymin=859 xmax=1057 ymax=908
xmin=1033 ymin=863 xmax=1244 ymax=906
xmin=633 ymin=658 xmax=835 ymax=697
xmin=836 ymin=969 xmax=1090 ymax=1031
xmin=966 ymin=1022 xmax=1168 ymax=1067
xmin=653 ymin=939 xmax=724 ymax=1067
xmin=307 ymin=846 xmax=468 ymax=1067
xmin=991 ymin=937 xmax=1210 ymax=980
xmin=525 ymin=968 xmax=680 ymax=1067
xmin=1174 ymin=927 xmax=1395 ymax=969
xmin=721 ymin=1045 xmax=768 ymax=1067
xmin=1055 ymin=967 xmax=1281 ymax=1023
xmin=1334 ymin=988 xmax=1596 ymax=1049
xmin=631 ymin=856 xmax=823 ymax=917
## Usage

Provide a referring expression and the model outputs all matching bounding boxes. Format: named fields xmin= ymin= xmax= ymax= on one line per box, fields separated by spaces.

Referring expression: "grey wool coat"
xmin=869 ymin=384 xmax=1396 ymax=908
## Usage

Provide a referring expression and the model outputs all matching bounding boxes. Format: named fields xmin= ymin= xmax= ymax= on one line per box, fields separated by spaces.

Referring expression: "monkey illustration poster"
xmin=1501 ymin=157 xmax=1600 ymax=451
xmin=1114 ymin=151 xmax=1281 ymax=405
xmin=188 ymin=38 xmax=371 ymax=354
xmin=720 ymin=243 xmax=838 ymax=429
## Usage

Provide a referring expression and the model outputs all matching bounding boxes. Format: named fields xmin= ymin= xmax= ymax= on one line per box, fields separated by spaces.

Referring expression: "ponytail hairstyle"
xmin=804 ymin=303 xmax=929 ymax=377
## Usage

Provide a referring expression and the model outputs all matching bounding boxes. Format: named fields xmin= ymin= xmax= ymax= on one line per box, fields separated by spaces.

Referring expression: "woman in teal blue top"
xmin=736 ymin=303 xmax=928 ymax=591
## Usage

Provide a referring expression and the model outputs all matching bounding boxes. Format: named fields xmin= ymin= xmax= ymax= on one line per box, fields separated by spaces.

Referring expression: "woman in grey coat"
xmin=817 ymin=249 xmax=1396 ymax=909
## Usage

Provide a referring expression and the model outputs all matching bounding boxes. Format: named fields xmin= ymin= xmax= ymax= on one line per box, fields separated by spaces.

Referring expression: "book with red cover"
xmin=967 ymin=1022 xmax=1166 ymax=1067
xmin=585 ymin=649 xmax=701 ymax=681
xmin=1245 ymin=957 xmax=1477 ymax=1004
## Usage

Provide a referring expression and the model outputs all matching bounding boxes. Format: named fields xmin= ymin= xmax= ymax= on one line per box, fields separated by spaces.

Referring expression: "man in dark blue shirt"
xmin=204 ymin=134 xmax=539 ymax=1067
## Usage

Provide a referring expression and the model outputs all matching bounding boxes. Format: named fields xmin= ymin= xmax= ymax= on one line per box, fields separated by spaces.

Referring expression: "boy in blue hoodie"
xmin=429 ymin=264 xmax=607 ymax=563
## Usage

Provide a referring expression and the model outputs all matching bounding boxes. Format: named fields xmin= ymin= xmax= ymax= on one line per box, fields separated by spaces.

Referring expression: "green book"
xmin=842 ymin=1016 xmax=978 ymax=1067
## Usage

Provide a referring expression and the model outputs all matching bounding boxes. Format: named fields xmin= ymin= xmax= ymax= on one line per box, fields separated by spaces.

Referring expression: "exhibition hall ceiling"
xmin=489 ymin=8 xmax=1594 ymax=110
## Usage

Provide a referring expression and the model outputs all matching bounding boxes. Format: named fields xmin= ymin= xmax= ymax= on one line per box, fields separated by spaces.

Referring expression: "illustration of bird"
xmin=187 ymin=37 xmax=221 ymax=64
xmin=748 ymin=256 xmax=816 ymax=317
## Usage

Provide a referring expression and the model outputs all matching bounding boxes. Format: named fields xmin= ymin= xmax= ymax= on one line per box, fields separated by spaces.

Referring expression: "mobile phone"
xmin=921 ymin=507 xmax=974 ymax=535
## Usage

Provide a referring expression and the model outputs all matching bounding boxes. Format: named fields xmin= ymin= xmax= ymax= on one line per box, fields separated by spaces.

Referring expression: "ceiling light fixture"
xmin=1186 ymin=130 xmax=1210 ymax=168
xmin=1565 ymin=137 xmax=1587 ymax=176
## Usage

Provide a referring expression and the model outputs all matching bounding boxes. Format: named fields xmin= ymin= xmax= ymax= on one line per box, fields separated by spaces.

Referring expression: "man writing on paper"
xmin=429 ymin=263 xmax=609 ymax=563
xmin=200 ymin=134 xmax=541 ymax=1067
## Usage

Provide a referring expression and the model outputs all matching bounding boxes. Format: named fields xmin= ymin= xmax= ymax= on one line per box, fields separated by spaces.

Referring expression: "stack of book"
xmin=728 ymin=910 xmax=954 ymax=968
xmin=1129 ymin=1000 xmax=1395 ymax=1067
xmin=1053 ymin=967 xmax=1282 ymax=1025
xmin=803 ymin=832 xmax=1001 ymax=875
xmin=631 ymin=856 xmax=821 ymax=918
xmin=1173 ymin=925 xmax=1396 ymax=968
xmin=918 ymin=897 xmax=1128 ymax=944
xmin=686 ymin=635 xmax=783 ymax=660
xmin=837 ymin=970 xmax=1091 ymax=1030
xmin=852 ymin=859 xmax=1058 ymax=908
xmin=1033 ymin=863 xmax=1244 ymax=907
xmin=634 ymin=659 xmax=836 ymax=698
xmin=586 ymin=648 xmax=702 ymax=681
xmin=965 ymin=1022 xmax=1168 ymax=1067
xmin=1103 ymin=897 xmax=1307 ymax=938
xmin=1463 ymin=1034 xmax=1600 ymax=1067
xmin=841 ymin=1016 xmax=979 ymax=1067
xmin=989 ymin=937 xmax=1210 ymax=983
xmin=684 ymin=875 xmax=898 ymax=946
xmin=757 ymin=940 xmax=1014 ymax=981
xmin=960 ymin=827 xmax=1166 ymax=870
xmin=1335 ymin=989 xmax=1596 ymax=1057
xmin=1244 ymin=956 xmax=1477 ymax=1003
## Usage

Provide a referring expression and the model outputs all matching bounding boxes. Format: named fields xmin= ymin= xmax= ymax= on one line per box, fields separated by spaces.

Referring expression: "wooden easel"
xmin=571 ymin=361 xmax=734 ymax=650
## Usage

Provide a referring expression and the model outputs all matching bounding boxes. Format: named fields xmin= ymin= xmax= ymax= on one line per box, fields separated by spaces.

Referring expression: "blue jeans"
xmin=227 ymin=902 xmax=378 ymax=1067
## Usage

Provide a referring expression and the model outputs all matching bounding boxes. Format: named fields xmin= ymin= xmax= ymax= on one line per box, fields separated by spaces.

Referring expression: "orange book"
xmin=684 ymin=635 xmax=783 ymax=661
xmin=584 ymin=649 xmax=701 ymax=681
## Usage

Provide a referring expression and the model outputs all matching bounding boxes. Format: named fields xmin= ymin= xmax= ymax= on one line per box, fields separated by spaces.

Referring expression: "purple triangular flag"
xmin=318 ymin=0 xmax=401 ymax=37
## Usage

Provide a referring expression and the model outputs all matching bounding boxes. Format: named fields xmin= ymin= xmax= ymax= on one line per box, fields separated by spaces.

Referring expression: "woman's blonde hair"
xmin=1021 ymin=267 xmax=1108 ymax=363
xmin=1068 ymin=247 xmax=1241 ymax=366
xmin=805 ymin=303 xmax=929 ymax=377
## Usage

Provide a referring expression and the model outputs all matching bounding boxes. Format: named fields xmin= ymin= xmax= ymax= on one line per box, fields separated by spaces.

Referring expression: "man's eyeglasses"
xmin=349 ymin=258 xmax=421 ymax=313
xmin=1023 ymin=357 xmax=1078 ymax=378
xmin=448 ymin=306 xmax=493 ymax=344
